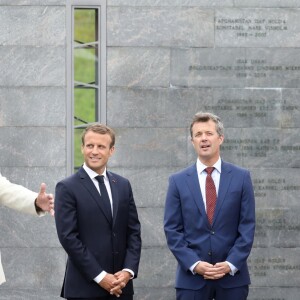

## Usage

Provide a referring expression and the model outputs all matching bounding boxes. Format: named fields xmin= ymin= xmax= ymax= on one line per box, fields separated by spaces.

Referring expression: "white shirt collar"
xmin=196 ymin=157 xmax=222 ymax=174
xmin=82 ymin=163 xmax=107 ymax=180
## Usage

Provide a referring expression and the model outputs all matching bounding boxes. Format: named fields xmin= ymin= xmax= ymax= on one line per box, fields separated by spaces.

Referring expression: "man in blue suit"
xmin=164 ymin=112 xmax=255 ymax=300
xmin=55 ymin=124 xmax=141 ymax=300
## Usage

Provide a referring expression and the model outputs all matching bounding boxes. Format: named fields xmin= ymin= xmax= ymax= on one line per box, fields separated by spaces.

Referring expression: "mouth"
xmin=201 ymin=145 xmax=210 ymax=149
xmin=90 ymin=157 xmax=100 ymax=161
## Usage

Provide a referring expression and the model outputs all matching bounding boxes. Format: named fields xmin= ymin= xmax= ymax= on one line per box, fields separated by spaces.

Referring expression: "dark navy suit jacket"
xmin=55 ymin=167 xmax=141 ymax=298
xmin=164 ymin=160 xmax=255 ymax=290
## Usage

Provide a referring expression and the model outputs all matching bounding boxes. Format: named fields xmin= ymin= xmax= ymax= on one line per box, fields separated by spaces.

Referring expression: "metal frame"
xmin=66 ymin=0 xmax=107 ymax=175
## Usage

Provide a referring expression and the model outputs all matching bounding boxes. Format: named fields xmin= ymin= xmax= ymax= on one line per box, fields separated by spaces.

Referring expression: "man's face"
xmin=191 ymin=120 xmax=224 ymax=165
xmin=81 ymin=131 xmax=115 ymax=174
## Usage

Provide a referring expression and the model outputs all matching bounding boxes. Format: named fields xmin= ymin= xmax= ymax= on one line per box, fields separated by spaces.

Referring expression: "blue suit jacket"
xmin=164 ymin=160 xmax=255 ymax=290
xmin=55 ymin=167 xmax=141 ymax=298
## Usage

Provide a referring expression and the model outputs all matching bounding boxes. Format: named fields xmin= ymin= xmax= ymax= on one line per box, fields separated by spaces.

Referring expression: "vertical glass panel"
xmin=74 ymin=9 xmax=97 ymax=44
xmin=73 ymin=7 xmax=99 ymax=171
xmin=74 ymin=89 xmax=96 ymax=125
xmin=74 ymin=47 xmax=97 ymax=84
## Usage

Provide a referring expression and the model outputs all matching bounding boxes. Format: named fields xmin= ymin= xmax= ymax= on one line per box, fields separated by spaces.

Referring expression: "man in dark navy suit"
xmin=164 ymin=112 xmax=255 ymax=300
xmin=55 ymin=124 xmax=141 ymax=300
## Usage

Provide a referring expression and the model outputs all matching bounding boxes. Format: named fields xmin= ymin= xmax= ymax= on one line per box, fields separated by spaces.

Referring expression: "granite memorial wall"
xmin=0 ymin=1 xmax=299 ymax=299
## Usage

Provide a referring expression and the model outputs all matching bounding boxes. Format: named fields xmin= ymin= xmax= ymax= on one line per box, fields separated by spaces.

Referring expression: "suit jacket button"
xmin=211 ymin=231 xmax=215 ymax=235
xmin=208 ymin=251 xmax=212 ymax=256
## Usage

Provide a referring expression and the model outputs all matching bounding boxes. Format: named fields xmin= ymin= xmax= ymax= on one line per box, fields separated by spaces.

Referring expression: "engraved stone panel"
xmin=220 ymin=128 xmax=300 ymax=168
xmin=215 ymin=8 xmax=300 ymax=47
xmin=108 ymin=7 xmax=214 ymax=47
xmin=171 ymin=48 xmax=300 ymax=88
xmin=210 ymin=88 xmax=282 ymax=128
xmin=282 ymin=89 xmax=300 ymax=128
xmin=254 ymin=208 xmax=300 ymax=248
xmin=248 ymin=248 xmax=300 ymax=287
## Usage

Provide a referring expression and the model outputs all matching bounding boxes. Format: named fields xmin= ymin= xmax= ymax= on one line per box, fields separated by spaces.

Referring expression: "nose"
xmin=91 ymin=146 xmax=98 ymax=154
xmin=201 ymin=134 xmax=208 ymax=141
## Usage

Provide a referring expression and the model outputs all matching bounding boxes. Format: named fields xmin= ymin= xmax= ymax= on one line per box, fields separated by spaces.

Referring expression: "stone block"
xmin=0 ymin=46 xmax=65 ymax=86
xmin=254 ymin=207 xmax=300 ymax=248
xmin=248 ymin=287 xmax=300 ymax=299
xmin=171 ymin=48 xmax=300 ymax=88
xmin=107 ymin=47 xmax=170 ymax=87
xmin=0 ymin=0 xmax=64 ymax=4
xmin=134 ymin=287 xmax=175 ymax=300
xmin=0 ymin=288 xmax=62 ymax=300
xmin=220 ymin=128 xmax=300 ymax=168
xmin=248 ymin=248 xmax=300 ymax=287
xmin=235 ymin=0 xmax=300 ymax=8
xmin=0 ymin=206 xmax=60 ymax=247
xmin=210 ymin=88 xmax=282 ymax=128
xmin=252 ymin=168 xmax=300 ymax=208
xmin=1 ymin=247 xmax=65 ymax=288
xmin=107 ymin=87 xmax=213 ymax=128
xmin=134 ymin=247 xmax=176 ymax=288
xmin=0 ymin=6 xmax=65 ymax=46
xmin=110 ymin=128 xmax=187 ymax=168
xmin=108 ymin=0 xmax=233 ymax=6
xmin=0 ymin=127 xmax=65 ymax=167
xmin=282 ymin=89 xmax=300 ymax=128
xmin=109 ymin=167 xmax=179 ymax=208
xmin=107 ymin=7 xmax=214 ymax=47
xmin=0 ymin=166 xmax=66 ymax=194
xmin=137 ymin=207 xmax=166 ymax=247
xmin=0 ymin=87 xmax=65 ymax=126
xmin=215 ymin=8 xmax=300 ymax=47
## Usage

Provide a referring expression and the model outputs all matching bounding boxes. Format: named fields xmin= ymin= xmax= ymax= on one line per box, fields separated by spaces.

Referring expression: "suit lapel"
xmin=185 ymin=165 xmax=207 ymax=223
xmin=78 ymin=168 xmax=113 ymax=225
xmin=213 ymin=161 xmax=233 ymax=225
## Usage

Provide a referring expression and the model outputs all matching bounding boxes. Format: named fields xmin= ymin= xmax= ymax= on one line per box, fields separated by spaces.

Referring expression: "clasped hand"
xmin=99 ymin=271 xmax=131 ymax=297
xmin=194 ymin=261 xmax=231 ymax=280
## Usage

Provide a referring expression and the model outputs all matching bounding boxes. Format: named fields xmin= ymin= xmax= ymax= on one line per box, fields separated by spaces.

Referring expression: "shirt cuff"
xmin=226 ymin=261 xmax=238 ymax=276
xmin=190 ymin=261 xmax=201 ymax=274
xmin=122 ymin=268 xmax=134 ymax=279
xmin=94 ymin=271 xmax=107 ymax=284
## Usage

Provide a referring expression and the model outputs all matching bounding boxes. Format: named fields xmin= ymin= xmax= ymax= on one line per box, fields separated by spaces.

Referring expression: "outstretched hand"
xmin=35 ymin=183 xmax=54 ymax=216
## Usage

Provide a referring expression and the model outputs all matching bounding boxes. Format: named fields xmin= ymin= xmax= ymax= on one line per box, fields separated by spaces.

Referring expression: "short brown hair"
xmin=190 ymin=112 xmax=224 ymax=138
xmin=81 ymin=123 xmax=115 ymax=148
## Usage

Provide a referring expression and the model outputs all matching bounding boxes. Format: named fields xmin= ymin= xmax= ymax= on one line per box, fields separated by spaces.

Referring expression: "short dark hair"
xmin=81 ymin=123 xmax=115 ymax=148
xmin=190 ymin=112 xmax=224 ymax=138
